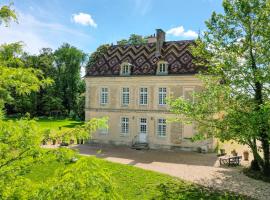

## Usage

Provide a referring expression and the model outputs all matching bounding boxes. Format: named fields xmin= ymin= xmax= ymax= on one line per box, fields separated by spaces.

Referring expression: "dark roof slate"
xmin=86 ymin=40 xmax=199 ymax=76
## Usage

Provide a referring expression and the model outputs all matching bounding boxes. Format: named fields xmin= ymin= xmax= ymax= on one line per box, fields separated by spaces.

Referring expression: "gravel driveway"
xmin=73 ymin=144 xmax=270 ymax=200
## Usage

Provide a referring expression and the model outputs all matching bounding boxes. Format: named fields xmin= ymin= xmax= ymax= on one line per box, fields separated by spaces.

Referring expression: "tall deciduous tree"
xmin=54 ymin=43 xmax=86 ymax=116
xmin=169 ymin=0 xmax=270 ymax=176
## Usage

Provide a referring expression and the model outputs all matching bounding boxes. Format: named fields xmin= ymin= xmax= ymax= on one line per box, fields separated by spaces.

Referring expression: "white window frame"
xmin=120 ymin=117 xmax=129 ymax=135
xmin=122 ymin=65 xmax=129 ymax=74
xmin=157 ymin=61 xmax=168 ymax=75
xmin=157 ymin=118 xmax=166 ymax=137
xmin=121 ymin=87 xmax=130 ymax=106
xmin=139 ymin=87 xmax=148 ymax=105
xmin=158 ymin=87 xmax=167 ymax=105
xmin=120 ymin=62 xmax=131 ymax=76
xmin=100 ymin=87 xmax=108 ymax=105
xmin=139 ymin=118 xmax=147 ymax=134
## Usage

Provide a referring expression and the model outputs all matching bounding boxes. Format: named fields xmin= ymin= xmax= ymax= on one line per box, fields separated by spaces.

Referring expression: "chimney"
xmin=155 ymin=29 xmax=165 ymax=57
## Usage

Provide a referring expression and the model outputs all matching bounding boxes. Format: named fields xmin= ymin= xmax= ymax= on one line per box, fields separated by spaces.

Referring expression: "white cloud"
xmin=0 ymin=11 xmax=92 ymax=54
xmin=72 ymin=13 xmax=97 ymax=28
xmin=166 ymin=26 xmax=198 ymax=38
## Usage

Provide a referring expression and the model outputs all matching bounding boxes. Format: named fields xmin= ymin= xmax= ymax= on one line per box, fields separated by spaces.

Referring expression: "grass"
xmin=7 ymin=117 xmax=248 ymax=199
xmin=5 ymin=116 xmax=84 ymax=132
xmin=26 ymin=155 xmax=248 ymax=200
xmin=35 ymin=117 xmax=84 ymax=131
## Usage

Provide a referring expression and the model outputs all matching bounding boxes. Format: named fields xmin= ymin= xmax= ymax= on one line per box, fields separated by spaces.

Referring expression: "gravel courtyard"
xmin=74 ymin=144 xmax=270 ymax=200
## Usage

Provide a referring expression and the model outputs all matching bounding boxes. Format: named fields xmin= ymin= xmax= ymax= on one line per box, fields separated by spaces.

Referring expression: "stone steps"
xmin=131 ymin=142 xmax=149 ymax=150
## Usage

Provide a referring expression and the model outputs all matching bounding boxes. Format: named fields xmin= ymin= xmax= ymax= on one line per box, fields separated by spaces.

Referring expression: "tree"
xmin=0 ymin=3 xmax=17 ymax=26
xmin=0 ymin=4 xmax=118 ymax=199
xmin=54 ymin=43 xmax=86 ymax=116
xmin=128 ymin=34 xmax=147 ymax=45
xmin=117 ymin=39 xmax=129 ymax=45
xmin=117 ymin=34 xmax=147 ymax=45
xmin=169 ymin=0 xmax=270 ymax=176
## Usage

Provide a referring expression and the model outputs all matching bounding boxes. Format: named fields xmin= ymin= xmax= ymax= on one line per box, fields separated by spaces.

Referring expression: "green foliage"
xmin=0 ymin=3 xmax=17 ymax=26
xmin=128 ymin=34 xmax=147 ymax=45
xmin=169 ymin=0 xmax=270 ymax=175
xmin=86 ymin=44 xmax=110 ymax=70
xmin=39 ymin=157 xmax=119 ymax=200
xmin=0 ymin=4 xmax=118 ymax=199
xmin=53 ymin=43 xmax=86 ymax=118
xmin=25 ymin=155 xmax=247 ymax=200
xmin=117 ymin=34 xmax=147 ymax=45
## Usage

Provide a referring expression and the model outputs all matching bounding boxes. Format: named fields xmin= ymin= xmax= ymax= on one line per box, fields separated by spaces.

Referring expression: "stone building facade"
xmin=85 ymin=29 xmax=214 ymax=150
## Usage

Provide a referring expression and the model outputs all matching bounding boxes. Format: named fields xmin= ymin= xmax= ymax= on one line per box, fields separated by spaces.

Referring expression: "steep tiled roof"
xmin=86 ymin=40 xmax=199 ymax=76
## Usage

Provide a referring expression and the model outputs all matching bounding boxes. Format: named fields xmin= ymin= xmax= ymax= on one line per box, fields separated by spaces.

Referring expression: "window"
xmin=122 ymin=88 xmax=130 ymax=105
xmin=122 ymin=65 xmax=129 ymax=74
xmin=120 ymin=63 xmax=131 ymax=75
xmin=158 ymin=87 xmax=167 ymax=105
xmin=121 ymin=117 xmax=129 ymax=134
xmin=159 ymin=63 xmax=166 ymax=73
xmin=157 ymin=61 xmax=168 ymax=75
xmin=140 ymin=118 xmax=147 ymax=133
xmin=139 ymin=88 xmax=148 ymax=105
xmin=157 ymin=118 xmax=166 ymax=137
xmin=100 ymin=88 xmax=108 ymax=105
xmin=100 ymin=119 xmax=108 ymax=135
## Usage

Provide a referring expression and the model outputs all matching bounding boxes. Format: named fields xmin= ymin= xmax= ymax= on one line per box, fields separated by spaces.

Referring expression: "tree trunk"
xmin=249 ymin=42 xmax=270 ymax=176
xmin=249 ymin=139 xmax=264 ymax=171
xmin=261 ymin=136 xmax=270 ymax=176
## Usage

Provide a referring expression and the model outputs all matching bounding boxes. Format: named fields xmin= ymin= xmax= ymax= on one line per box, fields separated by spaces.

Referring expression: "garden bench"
xmin=219 ymin=155 xmax=242 ymax=166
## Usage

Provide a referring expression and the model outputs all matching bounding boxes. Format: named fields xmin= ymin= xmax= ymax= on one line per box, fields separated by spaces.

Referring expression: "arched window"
xmin=120 ymin=62 xmax=131 ymax=76
xmin=157 ymin=61 xmax=168 ymax=75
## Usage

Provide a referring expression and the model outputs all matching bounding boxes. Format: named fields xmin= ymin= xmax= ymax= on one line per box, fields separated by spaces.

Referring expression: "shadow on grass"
xmin=62 ymin=122 xmax=84 ymax=128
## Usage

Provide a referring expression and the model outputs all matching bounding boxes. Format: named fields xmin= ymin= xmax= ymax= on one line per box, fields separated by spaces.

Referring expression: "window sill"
xmin=156 ymin=73 xmax=168 ymax=76
xmin=99 ymin=133 xmax=108 ymax=136
xmin=156 ymin=135 xmax=167 ymax=139
xmin=120 ymin=133 xmax=128 ymax=137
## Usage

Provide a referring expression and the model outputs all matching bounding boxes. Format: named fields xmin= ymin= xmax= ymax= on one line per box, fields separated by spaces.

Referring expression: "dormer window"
xmin=157 ymin=61 xmax=168 ymax=75
xmin=120 ymin=62 xmax=131 ymax=76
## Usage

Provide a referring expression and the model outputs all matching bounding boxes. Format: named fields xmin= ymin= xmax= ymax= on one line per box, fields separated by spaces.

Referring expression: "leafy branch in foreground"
xmin=0 ymin=3 xmax=17 ymax=26
xmin=169 ymin=0 xmax=270 ymax=176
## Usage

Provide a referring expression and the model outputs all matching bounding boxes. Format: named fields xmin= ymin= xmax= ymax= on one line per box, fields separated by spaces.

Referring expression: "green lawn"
xmin=26 ymin=155 xmax=248 ymax=200
xmin=5 ymin=117 xmax=84 ymax=131
xmin=8 ymin=117 xmax=247 ymax=199
xmin=35 ymin=117 xmax=84 ymax=131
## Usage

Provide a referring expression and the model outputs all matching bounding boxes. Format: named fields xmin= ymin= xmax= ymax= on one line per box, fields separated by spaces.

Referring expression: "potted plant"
xmin=243 ymin=150 xmax=249 ymax=161
xmin=231 ymin=149 xmax=238 ymax=156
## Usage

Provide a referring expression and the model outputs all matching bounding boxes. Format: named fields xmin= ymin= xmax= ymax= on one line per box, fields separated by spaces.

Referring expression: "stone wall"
xmin=85 ymin=75 xmax=213 ymax=150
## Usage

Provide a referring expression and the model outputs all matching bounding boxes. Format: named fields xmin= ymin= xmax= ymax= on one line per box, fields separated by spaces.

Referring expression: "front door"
xmin=139 ymin=118 xmax=147 ymax=143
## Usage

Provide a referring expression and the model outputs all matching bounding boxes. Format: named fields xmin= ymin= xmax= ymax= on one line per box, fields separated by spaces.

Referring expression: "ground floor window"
xmin=157 ymin=118 xmax=166 ymax=137
xmin=140 ymin=118 xmax=147 ymax=133
xmin=121 ymin=117 xmax=129 ymax=134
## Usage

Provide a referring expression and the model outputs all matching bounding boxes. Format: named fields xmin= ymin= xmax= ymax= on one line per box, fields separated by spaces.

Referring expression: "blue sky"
xmin=0 ymin=0 xmax=223 ymax=55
